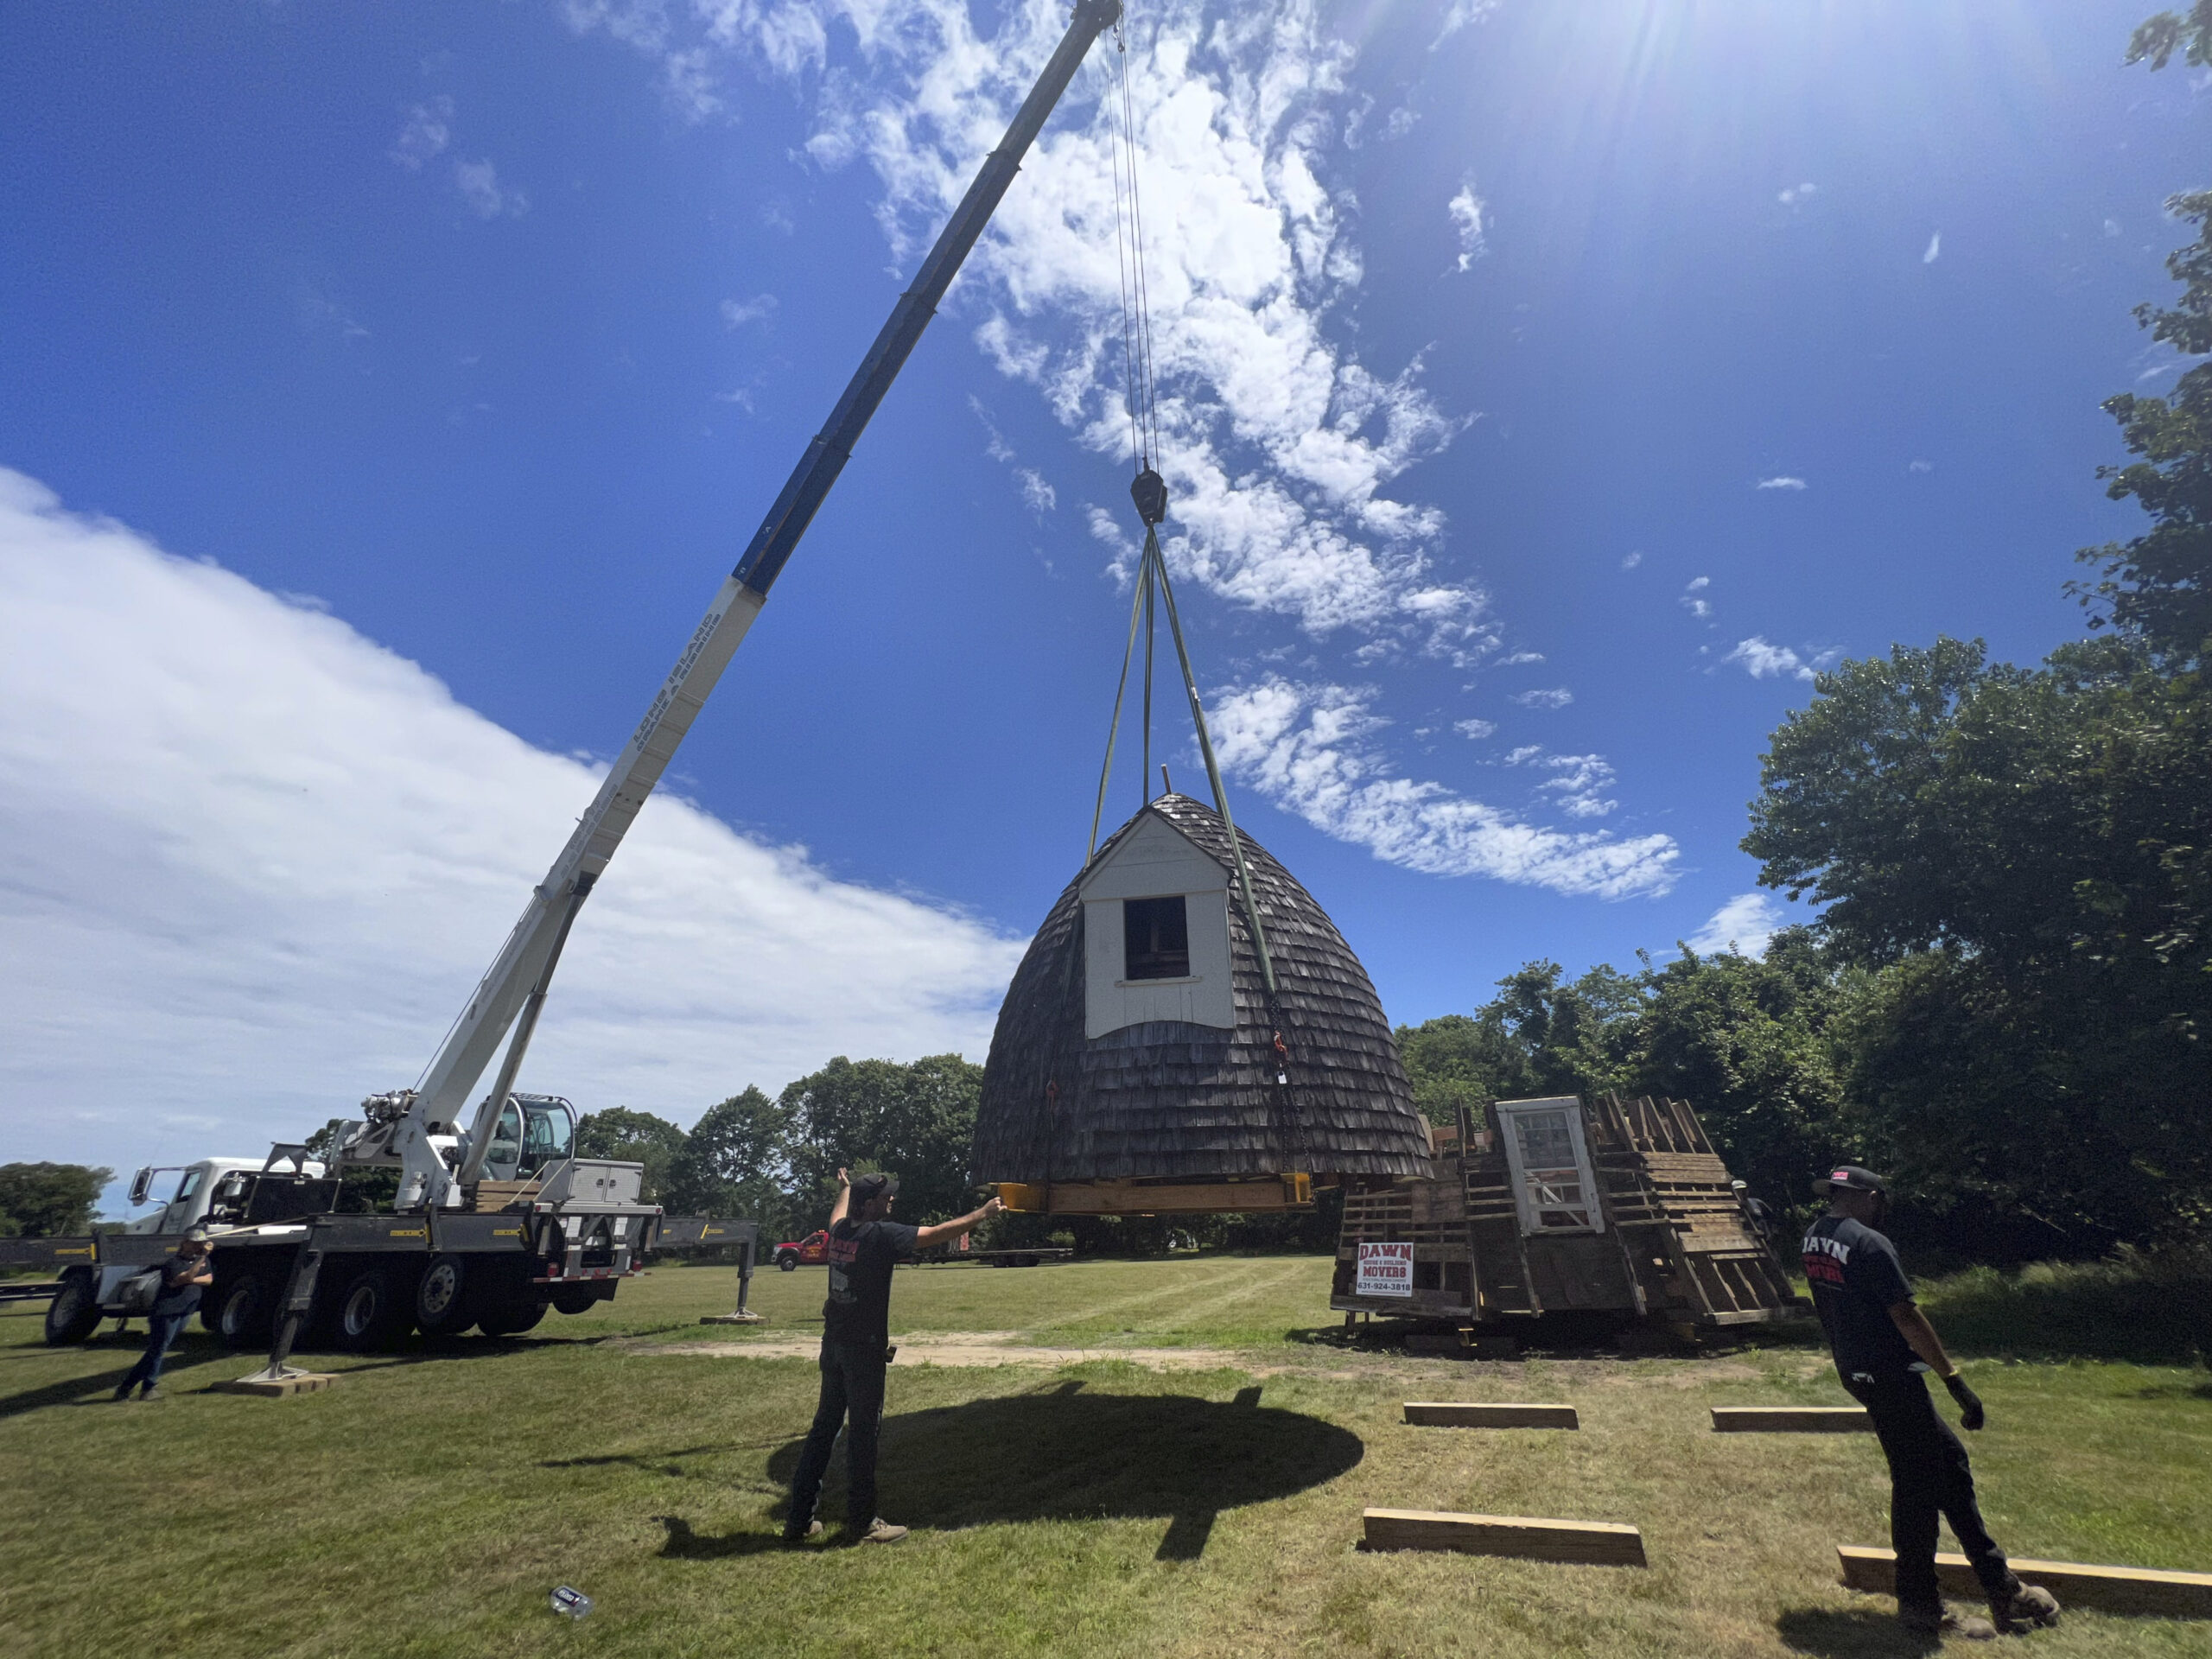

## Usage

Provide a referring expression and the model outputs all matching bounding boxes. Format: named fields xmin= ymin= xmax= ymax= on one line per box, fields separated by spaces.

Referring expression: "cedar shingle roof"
xmin=971 ymin=795 xmax=1433 ymax=1183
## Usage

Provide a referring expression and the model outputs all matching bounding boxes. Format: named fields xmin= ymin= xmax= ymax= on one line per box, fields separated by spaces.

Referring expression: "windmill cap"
xmin=1812 ymin=1165 xmax=1887 ymax=1198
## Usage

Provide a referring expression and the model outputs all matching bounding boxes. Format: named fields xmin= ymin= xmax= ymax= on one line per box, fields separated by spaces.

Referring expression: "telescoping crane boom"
xmin=359 ymin=0 xmax=1127 ymax=1208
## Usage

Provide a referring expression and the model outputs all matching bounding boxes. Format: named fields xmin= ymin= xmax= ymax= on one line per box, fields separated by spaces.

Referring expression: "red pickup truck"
xmin=772 ymin=1230 xmax=830 ymax=1270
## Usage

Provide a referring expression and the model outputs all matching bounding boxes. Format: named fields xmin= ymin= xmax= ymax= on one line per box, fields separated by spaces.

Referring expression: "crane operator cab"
xmin=479 ymin=1092 xmax=576 ymax=1184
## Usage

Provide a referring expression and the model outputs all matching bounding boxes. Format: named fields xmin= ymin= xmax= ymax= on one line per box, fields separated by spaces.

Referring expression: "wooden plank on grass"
xmin=1839 ymin=1547 xmax=2212 ymax=1618
xmin=1403 ymin=1402 xmax=1579 ymax=1429
xmin=1363 ymin=1508 xmax=1645 ymax=1566
xmin=209 ymin=1372 xmax=339 ymax=1399
xmin=1711 ymin=1406 xmax=1870 ymax=1433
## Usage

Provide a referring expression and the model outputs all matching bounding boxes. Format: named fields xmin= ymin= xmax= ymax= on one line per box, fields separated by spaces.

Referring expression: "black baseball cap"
xmin=1812 ymin=1164 xmax=1887 ymax=1198
xmin=850 ymin=1173 xmax=899 ymax=1204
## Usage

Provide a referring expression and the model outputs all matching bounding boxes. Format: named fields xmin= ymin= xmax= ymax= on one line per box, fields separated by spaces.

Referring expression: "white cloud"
xmin=0 ymin=470 xmax=1025 ymax=1174
xmin=1452 ymin=716 xmax=1495 ymax=740
xmin=1923 ymin=231 xmax=1941 ymax=264
xmin=1908 ymin=459 xmax=1933 ymax=474
xmin=1512 ymin=687 xmax=1573 ymax=709
xmin=721 ymin=293 xmax=779 ymax=327
xmin=1433 ymin=0 xmax=1498 ymax=45
xmin=2104 ymin=218 xmax=2121 ymax=238
xmin=1015 ymin=467 xmax=1056 ymax=514
xmin=1686 ymin=892 xmax=1783 ymax=957
xmin=1756 ymin=475 xmax=1807 ymax=491
xmin=1208 ymin=679 xmax=1675 ymax=898
xmin=1777 ymin=181 xmax=1816 ymax=206
xmin=391 ymin=97 xmax=454 ymax=170
xmin=1619 ymin=550 xmax=1643 ymax=570
xmin=1448 ymin=182 xmax=1487 ymax=271
xmin=1685 ymin=575 xmax=1709 ymax=590
xmin=1682 ymin=598 xmax=1711 ymax=619
xmin=1724 ymin=636 xmax=1815 ymax=683
xmin=455 ymin=158 xmax=527 ymax=219
xmin=575 ymin=0 xmax=1492 ymax=661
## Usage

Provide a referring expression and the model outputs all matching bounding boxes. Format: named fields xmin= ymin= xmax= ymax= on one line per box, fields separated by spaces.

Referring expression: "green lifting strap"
xmin=1085 ymin=550 xmax=1155 ymax=865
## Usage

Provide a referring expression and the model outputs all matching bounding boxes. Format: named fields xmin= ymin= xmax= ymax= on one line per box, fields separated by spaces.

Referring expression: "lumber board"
xmin=1404 ymin=1402 xmax=1579 ymax=1429
xmin=1712 ymin=1406 xmax=1871 ymax=1433
xmin=1363 ymin=1508 xmax=1645 ymax=1566
xmin=210 ymin=1372 xmax=339 ymax=1398
xmin=1838 ymin=1546 xmax=2212 ymax=1618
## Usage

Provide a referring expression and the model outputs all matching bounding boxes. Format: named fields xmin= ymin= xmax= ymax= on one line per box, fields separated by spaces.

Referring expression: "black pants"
xmin=787 ymin=1340 xmax=887 ymax=1534
xmin=1846 ymin=1370 xmax=2014 ymax=1615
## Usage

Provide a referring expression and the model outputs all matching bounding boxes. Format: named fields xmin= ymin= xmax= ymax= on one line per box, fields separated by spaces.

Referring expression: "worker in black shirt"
xmin=1802 ymin=1166 xmax=2060 ymax=1642
xmin=784 ymin=1168 xmax=1003 ymax=1545
xmin=115 ymin=1230 xmax=213 ymax=1402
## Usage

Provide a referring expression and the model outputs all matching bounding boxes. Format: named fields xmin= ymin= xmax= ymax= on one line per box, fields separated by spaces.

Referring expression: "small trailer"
xmin=1332 ymin=1093 xmax=1799 ymax=1336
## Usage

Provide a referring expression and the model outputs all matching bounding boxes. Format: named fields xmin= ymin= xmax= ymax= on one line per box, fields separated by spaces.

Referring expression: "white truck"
xmin=23 ymin=0 xmax=1124 ymax=1370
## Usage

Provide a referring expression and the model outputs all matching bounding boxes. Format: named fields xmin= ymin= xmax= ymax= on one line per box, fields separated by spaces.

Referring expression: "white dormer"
xmin=1078 ymin=809 xmax=1236 ymax=1039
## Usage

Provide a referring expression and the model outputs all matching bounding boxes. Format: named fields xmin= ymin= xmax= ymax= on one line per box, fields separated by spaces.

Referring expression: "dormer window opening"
xmin=1122 ymin=894 xmax=1191 ymax=980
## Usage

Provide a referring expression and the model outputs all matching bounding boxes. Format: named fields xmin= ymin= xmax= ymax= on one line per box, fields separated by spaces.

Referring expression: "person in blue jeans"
xmin=784 ymin=1169 xmax=1002 ymax=1544
xmin=116 ymin=1231 xmax=213 ymax=1402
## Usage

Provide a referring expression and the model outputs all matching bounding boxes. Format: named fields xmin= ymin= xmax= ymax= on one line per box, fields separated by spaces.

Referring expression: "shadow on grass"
xmin=0 ymin=1338 xmax=237 ymax=1418
xmin=1283 ymin=1312 xmax=1826 ymax=1359
xmin=1776 ymin=1607 xmax=1939 ymax=1657
xmin=658 ymin=1379 xmax=1363 ymax=1563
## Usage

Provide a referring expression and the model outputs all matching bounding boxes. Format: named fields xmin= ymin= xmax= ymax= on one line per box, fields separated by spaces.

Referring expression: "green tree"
xmin=574 ymin=1106 xmax=685 ymax=1202
xmin=302 ymin=1121 xmax=401 ymax=1211
xmin=1625 ymin=930 xmax=1849 ymax=1210
xmin=0 ymin=1162 xmax=113 ymax=1236
xmin=780 ymin=1054 xmax=983 ymax=1227
xmin=664 ymin=1087 xmax=797 ymax=1235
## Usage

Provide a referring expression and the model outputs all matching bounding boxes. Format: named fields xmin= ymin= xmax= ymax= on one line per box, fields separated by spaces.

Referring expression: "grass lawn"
xmin=2 ymin=1255 xmax=2207 ymax=1658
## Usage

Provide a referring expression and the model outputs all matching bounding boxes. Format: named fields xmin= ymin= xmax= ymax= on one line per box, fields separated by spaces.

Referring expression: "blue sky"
xmin=1 ymin=0 xmax=2203 ymax=1179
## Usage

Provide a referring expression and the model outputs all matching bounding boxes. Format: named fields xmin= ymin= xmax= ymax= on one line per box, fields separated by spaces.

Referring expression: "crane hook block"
xmin=1131 ymin=467 xmax=1168 ymax=527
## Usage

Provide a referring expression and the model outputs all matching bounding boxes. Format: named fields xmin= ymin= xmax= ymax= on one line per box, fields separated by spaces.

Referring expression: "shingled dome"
xmin=972 ymin=794 xmax=1432 ymax=1208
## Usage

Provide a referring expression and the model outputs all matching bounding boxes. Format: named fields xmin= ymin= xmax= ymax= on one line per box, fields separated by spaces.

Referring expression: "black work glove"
xmin=1943 ymin=1371 xmax=1985 ymax=1431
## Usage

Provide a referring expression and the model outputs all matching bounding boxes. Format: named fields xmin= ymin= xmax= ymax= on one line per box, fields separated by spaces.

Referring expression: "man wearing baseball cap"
xmin=784 ymin=1167 xmax=1002 ymax=1545
xmin=1802 ymin=1166 xmax=2060 ymax=1641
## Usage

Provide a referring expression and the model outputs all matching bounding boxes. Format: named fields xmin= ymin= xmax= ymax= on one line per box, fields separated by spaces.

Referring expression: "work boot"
xmin=855 ymin=1517 xmax=908 ymax=1545
xmin=780 ymin=1520 xmax=823 ymax=1546
xmin=1899 ymin=1605 xmax=1996 ymax=1642
xmin=138 ymin=1387 xmax=164 ymax=1402
xmin=112 ymin=1383 xmax=134 ymax=1402
xmin=1992 ymin=1583 xmax=2060 ymax=1634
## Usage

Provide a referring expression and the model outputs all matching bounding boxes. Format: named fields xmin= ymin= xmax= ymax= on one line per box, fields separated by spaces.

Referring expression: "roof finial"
xmin=1160 ymin=764 xmax=1171 ymax=798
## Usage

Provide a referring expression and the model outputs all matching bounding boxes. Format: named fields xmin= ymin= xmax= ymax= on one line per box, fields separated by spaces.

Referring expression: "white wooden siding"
xmin=1079 ymin=812 xmax=1235 ymax=1038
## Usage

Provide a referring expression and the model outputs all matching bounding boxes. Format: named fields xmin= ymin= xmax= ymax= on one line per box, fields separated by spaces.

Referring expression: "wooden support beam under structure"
xmin=1403 ymin=1402 xmax=1580 ymax=1429
xmin=1838 ymin=1547 xmax=2212 ymax=1618
xmin=1363 ymin=1508 xmax=1646 ymax=1566
xmin=1711 ymin=1406 xmax=1871 ymax=1433
xmin=997 ymin=1176 xmax=1313 ymax=1215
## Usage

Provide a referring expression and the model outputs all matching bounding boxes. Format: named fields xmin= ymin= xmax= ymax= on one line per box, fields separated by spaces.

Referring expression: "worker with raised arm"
xmin=784 ymin=1169 xmax=1003 ymax=1545
xmin=1802 ymin=1166 xmax=2061 ymax=1643
xmin=115 ymin=1229 xmax=213 ymax=1402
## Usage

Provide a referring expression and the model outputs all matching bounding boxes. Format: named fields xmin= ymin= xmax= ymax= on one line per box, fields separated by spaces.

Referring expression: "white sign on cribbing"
xmin=1355 ymin=1241 xmax=1414 ymax=1297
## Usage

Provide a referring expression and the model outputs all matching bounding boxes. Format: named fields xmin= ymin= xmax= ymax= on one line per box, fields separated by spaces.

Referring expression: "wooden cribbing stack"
xmin=1403 ymin=1402 xmax=1579 ymax=1429
xmin=1839 ymin=1547 xmax=2212 ymax=1618
xmin=1363 ymin=1509 xmax=1646 ymax=1566
xmin=1711 ymin=1406 xmax=1870 ymax=1433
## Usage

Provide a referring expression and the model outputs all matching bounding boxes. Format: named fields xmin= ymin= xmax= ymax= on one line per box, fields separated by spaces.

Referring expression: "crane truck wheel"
xmin=332 ymin=1267 xmax=413 ymax=1352
xmin=42 ymin=1268 xmax=102 ymax=1346
xmin=413 ymin=1255 xmax=475 ymax=1337
xmin=475 ymin=1299 xmax=548 ymax=1338
xmin=776 ymin=1251 xmax=798 ymax=1271
xmin=211 ymin=1274 xmax=277 ymax=1351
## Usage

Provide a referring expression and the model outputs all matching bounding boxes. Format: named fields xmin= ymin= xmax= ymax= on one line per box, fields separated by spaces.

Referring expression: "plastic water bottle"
xmin=550 ymin=1586 xmax=593 ymax=1619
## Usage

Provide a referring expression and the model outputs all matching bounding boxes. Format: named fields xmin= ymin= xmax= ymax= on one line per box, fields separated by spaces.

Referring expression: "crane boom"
xmin=394 ymin=0 xmax=1125 ymax=1204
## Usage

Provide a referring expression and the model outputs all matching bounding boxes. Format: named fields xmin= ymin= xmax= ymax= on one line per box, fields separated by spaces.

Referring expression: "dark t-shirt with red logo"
xmin=821 ymin=1217 xmax=919 ymax=1350
xmin=1802 ymin=1215 xmax=1920 ymax=1380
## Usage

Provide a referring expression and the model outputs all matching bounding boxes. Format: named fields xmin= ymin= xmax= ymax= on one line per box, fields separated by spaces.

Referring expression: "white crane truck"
xmin=26 ymin=0 xmax=1125 ymax=1367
